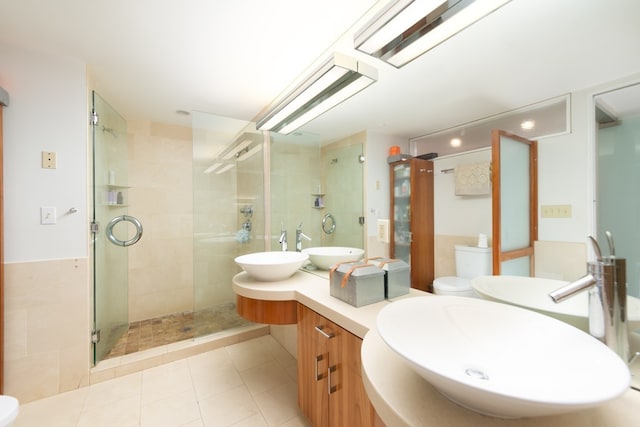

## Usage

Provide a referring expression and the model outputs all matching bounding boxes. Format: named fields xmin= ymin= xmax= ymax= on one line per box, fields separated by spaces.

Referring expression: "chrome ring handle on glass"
xmin=322 ymin=213 xmax=336 ymax=234
xmin=106 ymin=215 xmax=143 ymax=247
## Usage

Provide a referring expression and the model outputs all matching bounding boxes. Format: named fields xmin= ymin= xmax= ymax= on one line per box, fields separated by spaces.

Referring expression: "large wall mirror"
xmin=410 ymin=97 xmax=568 ymax=278
xmin=595 ymin=83 xmax=640 ymax=298
xmin=269 ymin=131 xmax=364 ymax=254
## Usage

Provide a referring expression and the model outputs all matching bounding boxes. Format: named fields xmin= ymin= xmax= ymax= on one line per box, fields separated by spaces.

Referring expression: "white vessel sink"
xmin=301 ymin=246 xmax=364 ymax=270
xmin=234 ymin=251 xmax=308 ymax=282
xmin=471 ymin=275 xmax=640 ymax=333
xmin=376 ymin=296 xmax=630 ymax=419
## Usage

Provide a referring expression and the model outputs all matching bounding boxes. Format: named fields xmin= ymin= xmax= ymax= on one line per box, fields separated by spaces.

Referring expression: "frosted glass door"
xmin=491 ymin=130 xmax=538 ymax=276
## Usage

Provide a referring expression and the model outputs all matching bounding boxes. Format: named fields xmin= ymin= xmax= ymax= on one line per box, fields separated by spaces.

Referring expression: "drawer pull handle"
xmin=328 ymin=365 xmax=337 ymax=394
xmin=315 ymin=325 xmax=335 ymax=339
xmin=315 ymin=354 xmax=324 ymax=381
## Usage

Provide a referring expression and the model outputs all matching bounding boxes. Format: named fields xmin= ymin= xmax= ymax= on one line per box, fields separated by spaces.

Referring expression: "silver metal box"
xmin=368 ymin=257 xmax=410 ymax=299
xmin=329 ymin=262 xmax=385 ymax=307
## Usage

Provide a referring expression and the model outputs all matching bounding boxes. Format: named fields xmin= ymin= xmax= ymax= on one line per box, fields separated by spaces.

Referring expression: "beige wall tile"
xmin=534 ymin=241 xmax=586 ymax=281
xmin=4 ymin=309 xmax=28 ymax=361
xmin=60 ymin=344 xmax=91 ymax=392
xmin=5 ymin=350 xmax=60 ymax=402
xmin=434 ymin=234 xmax=483 ymax=277
xmin=127 ymin=120 xmax=194 ymax=321
xmin=435 ymin=237 xmax=587 ymax=281
xmin=4 ymin=258 xmax=89 ymax=403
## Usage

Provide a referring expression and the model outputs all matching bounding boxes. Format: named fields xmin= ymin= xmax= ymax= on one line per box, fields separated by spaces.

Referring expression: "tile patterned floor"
xmin=15 ymin=335 xmax=312 ymax=427
xmin=106 ymin=303 xmax=253 ymax=359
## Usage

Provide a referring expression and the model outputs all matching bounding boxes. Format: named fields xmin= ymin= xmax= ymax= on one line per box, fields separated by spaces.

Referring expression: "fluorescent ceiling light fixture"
xmin=221 ymin=138 xmax=253 ymax=160
xmin=236 ymin=144 xmax=262 ymax=162
xmin=204 ymin=162 xmax=224 ymax=174
xmin=355 ymin=0 xmax=512 ymax=68
xmin=215 ymin=164 xmax=235 ymax=175
xmin=256 ymin=53 xmax=377 ymax=134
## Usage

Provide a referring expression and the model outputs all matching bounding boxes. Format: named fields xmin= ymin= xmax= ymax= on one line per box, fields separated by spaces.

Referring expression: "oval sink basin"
xmin=301 ymin=246 xmax=364 ymax=270
xmin=471 ymin=275 xmax=640 ymax=333
xmin=377 ymin=296 xmax=630 ymax=419
xmin=234 ymin=251 xmax=308 ymax=282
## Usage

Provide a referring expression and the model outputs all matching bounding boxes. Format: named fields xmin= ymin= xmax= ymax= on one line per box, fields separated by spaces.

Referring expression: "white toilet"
xmin=0 ymin=396 xmax=18 ymax=427
xmin=433 ymin=245 xmax=492 ymax=297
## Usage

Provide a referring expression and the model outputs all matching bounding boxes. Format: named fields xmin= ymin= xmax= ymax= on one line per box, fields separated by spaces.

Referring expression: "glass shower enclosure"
xmin=91 ymin=101 xmax=262 ymax=366
xmin=91 ymin=91 xmax=138 ymax=364
xmin=192 ymin=113 xmax=265 ymax=319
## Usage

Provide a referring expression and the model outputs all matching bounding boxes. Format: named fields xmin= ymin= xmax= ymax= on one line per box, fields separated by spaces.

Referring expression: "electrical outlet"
xmin=541 ymin=204 xmax=572 ymax=218
xmin=42 ymin=151 xmax=57 ymax=169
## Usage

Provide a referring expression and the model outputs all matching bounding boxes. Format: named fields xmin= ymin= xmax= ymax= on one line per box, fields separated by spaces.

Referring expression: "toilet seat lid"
xmin=434 ymin=276 xmax=471 ymax=292
xmin=0 ymin=396 xmax=18 ymax=422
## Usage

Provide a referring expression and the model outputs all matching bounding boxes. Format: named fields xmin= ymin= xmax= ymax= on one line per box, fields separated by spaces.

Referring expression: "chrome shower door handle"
xmin=322 ymin=213 xmax=336 ymax=234
xmin=106 ymin=215 xmax=144 ymax=247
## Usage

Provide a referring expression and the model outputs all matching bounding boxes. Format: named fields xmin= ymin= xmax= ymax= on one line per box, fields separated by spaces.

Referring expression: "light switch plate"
xmin=541 ymin=204 xmax=572 ymax=218
xmin=377 ymin=219 xmax=390 ymax=243
xmin=41 ymin=206 xmax=56 ymax=225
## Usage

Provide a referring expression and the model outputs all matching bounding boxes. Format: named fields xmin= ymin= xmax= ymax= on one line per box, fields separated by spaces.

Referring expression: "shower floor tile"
xmin=105 ymin=303 xmax=253 ymax=359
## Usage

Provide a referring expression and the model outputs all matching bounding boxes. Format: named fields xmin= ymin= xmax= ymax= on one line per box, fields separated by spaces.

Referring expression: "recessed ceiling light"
xmin=521 ymin=120 xmax=535 ymax=130
xmin=450 ymin=138 xmax=462 ymax=147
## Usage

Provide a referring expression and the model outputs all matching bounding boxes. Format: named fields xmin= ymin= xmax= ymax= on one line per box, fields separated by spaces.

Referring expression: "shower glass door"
xmin=91 ymin=91 xmax=130 ymax=365
xmin=321 ymin=142 xmax=364 ymax=248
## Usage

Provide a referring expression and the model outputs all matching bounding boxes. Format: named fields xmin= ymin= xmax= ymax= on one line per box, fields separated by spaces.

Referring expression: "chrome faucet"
xmin=279 ymin=224 xmax=287 ymax=251
xmin=296 ymin=222 xmax=311 ymax=252
xmin=549 ymin=234 xmax=629 ymax=362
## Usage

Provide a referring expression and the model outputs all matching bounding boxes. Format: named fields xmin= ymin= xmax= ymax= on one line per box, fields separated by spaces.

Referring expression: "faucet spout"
xmin=279 ymin=224 xmax=287 ymax=251
xmin=549 ymin=274 xmax=596 ymax=303
xmin=549 ymin=253 xmax=629 ymax=362
xmin=295 ymin=222 xmax=311 ymax=252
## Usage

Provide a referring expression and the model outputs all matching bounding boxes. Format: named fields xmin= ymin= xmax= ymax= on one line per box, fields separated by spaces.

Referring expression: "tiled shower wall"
xmin=127 ymin=120 xmax=194 ymax=321
xmin=270 ymin=139 xmax=322 ymax=250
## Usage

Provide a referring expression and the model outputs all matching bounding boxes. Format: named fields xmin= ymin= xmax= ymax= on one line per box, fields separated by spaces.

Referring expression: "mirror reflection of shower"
xmin=595 ymin=82 xmax=640 ymax=298
xmin=203 ymin=132 xmax=263 ymax=175
xmin=238 ymin=205 xmax=254 ymax=243
xmin=269 ymin=130 xmax=365 ymax=252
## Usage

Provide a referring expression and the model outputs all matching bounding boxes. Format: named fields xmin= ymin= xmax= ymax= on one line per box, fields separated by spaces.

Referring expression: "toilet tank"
xmin=454 ymin=245 xmax=492 ymax=279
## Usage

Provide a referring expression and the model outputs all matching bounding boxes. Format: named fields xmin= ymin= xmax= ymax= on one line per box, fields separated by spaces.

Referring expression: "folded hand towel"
xmin=454 ymin=162 xmax=491 ymax=196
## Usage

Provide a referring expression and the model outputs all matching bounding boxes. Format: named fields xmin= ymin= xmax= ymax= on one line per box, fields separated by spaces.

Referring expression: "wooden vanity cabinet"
xmin=389 ymin=157 xmax=434 ymax=292
xmin=297 ymin=303 xmax=381 ymax=427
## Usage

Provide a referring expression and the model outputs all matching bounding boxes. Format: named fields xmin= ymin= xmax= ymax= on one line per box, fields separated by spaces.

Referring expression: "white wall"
xmin=0 ymin=42 xmax=88 ymax=262
xmin=537 ymin=71 xmax=640 ymax=246
xmin=433 ymin=148 xmax=492 ymax=237
xmin=537 ymin=97 xmax=590 ymax=243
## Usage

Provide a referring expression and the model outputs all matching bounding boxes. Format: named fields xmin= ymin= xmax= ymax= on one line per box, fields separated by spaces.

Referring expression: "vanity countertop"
xmin=232 ymin=270 xmax=640 ymax=426
xmin=232 ymin=269 xmax=418 ymax=339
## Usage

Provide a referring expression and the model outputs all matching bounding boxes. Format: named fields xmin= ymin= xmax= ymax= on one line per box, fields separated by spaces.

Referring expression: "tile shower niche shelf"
xmin=312 ymin=193 xmax=325 ymax=209
xmin=104 ymin=184 xmax=130 ymax=207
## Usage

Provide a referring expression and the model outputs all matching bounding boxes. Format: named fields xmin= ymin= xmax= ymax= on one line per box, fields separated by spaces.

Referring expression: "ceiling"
xmin=1 ymin=0 xmax=639 ymax=143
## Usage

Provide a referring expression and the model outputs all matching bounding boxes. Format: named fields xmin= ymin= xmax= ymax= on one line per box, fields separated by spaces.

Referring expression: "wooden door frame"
xmin=491 ymin=130 xmax=538 ymax=275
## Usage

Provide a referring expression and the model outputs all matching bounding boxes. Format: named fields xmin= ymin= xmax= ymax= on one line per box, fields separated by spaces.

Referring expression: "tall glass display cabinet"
xmin=389 ymin=157 xmax=434 ymax=292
